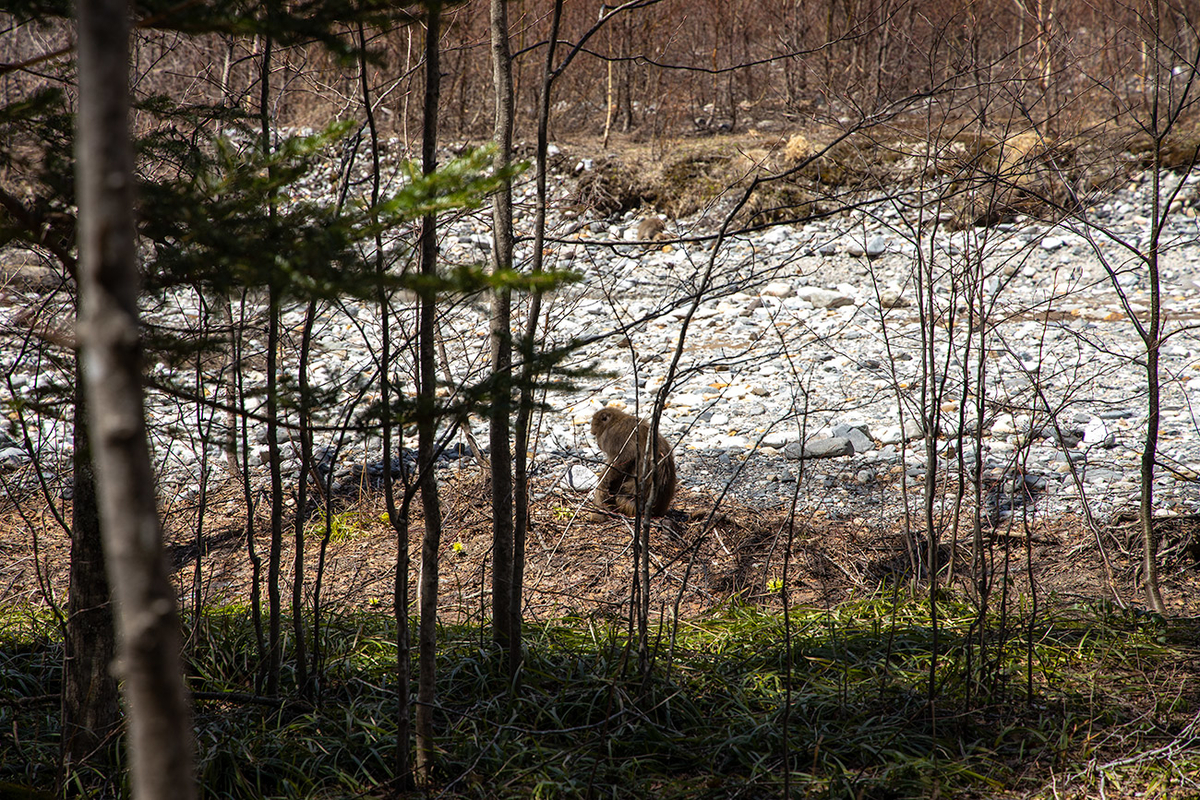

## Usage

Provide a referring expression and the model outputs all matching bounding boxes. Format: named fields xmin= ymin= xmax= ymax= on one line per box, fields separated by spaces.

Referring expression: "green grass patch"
xmin=304 ymin=508 xmax=377 ymax=543
xmin=1 ymin=595 xmax=1198 ymax=798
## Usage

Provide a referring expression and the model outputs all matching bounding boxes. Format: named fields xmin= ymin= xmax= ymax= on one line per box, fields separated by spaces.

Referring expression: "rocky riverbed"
xmin=2 ymin=148 xmax=1200 ymax=530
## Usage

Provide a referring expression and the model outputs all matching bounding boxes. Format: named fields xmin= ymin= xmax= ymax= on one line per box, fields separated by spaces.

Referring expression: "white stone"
xmin=0 ymin=447 xmax=26 ymax=468
xmin=762 ymin=430 xmax=798 ymax=448
xmin=711 ymin=434 xmax=750 ymax=449
xmin=879 ymin=289 xmax=907 ymax=308
xmin=1083 ymin=416 xmax=1109 ymax=445
xmin=761 ymin=227 xmax=788 ymax=245
xmin=565 ymin=465 xmax=599 ymax=491
xmin=795 ymin=286 xmax=853 ymax=309
xmin=991 ymin=415 xmax=1015 ymax=435
xmin=668 ymin=393 xmax=705 ymax=408
xmin=876 ymin=425 xmax=918 ymax=445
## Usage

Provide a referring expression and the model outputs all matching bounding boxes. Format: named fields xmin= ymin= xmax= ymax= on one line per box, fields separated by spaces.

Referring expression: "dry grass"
xmin=559 ymin=112 xmax=1200 ymax=231
xmin=5 ymin=461 xmax=1200 ymax=624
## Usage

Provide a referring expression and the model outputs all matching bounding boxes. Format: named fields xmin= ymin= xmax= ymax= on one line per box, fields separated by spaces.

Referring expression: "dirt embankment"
xmin=570 ymin=120 xmax=1200 ymax=231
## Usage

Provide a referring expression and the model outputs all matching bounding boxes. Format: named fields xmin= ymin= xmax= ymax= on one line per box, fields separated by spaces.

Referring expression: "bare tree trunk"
xmin=603 ymin=51 xmax=615 ymax=148
xmin=216 ymin=45 xmax=240 ymax=478
xmin=257 ymin=12 xmax=285 ymax=698
xmin=619 ymin=15 xmax=633 ymax=133
xmin=264 ymin=295 xmax=284 ymax=696
xmin=1037 ymin=0 xmax=1055 ymax=92
xmin=392 ymin=494 xmax=415 ymax=787
xmin=1141 ymin=12 xmax=1167 ymax=612
xmin=1141 ymin=245 xmax=1165 ymax=613
xmin=292 ymin=300 xmax=315 ymax=697
xmin=489 ymin=0 xmax=516 ymax=655
xmin=513 ymin=0 xmax=565 ymax=681
xmin=234 ymin=293 xmax=267 ymax=691
xmin=416 ymin=3 xmax=444 ymax=784
xmin=75 ymin=0 xmax=195 ymax=794
xmin=355 ymin=20 xmax=414 ymax=788
xmin=60 ymin=355 xmax=119 ymax=785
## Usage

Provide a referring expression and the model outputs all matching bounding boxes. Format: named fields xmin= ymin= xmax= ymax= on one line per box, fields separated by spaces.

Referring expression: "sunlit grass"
xmin=304 ymin=508 xmax=378 ymax=544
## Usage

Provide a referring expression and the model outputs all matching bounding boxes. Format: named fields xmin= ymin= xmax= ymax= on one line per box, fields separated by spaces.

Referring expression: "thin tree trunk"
xmin=1141 ymin=263 xmax=1165 ymax=613
xmin=189 ymin=346 xmax=208 ymax=629
xmin=1037 ymin=0 xmax=1054 ymax=92
xmin=416 ymin=3 xmax=444 ymax=783
xmin=512 ymin=0 xmax=565 ymax=681
xmin=234 ymin=292 xmax=267 ymax=691
xmin=60 ymin=355 xmax=119 ymax=785
xmin=265 ymin=290 xmax=283 ymax=696
xmin=603 ymin=54 xmax=615 ymax=148
xmin=916 ymin=235 xmax=941 ymax=735
xmin=392 ymin=495 xmax=414 ymax=787
xmin=489 ymin=0 xmax=516 ymax=655
xmin=75 ymin=0 xmax=195 ymax=793
xmin=292 ymin=299 xmax=316 ymax=697
xmin=216 ymin=56 xmax=240 ymax=477
xmin=1139 ymin=1 xmax=1168 ymax=615
xmin=258 ymin=14 xmax=284 ymax=698
xmin=356 ymin=21 xmax=413 ymax=785
xmin=1142 ymin=134 xmax=1166 ymax=614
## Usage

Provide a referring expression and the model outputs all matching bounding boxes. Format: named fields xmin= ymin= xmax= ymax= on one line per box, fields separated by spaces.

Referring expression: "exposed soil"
xmin=5 ymin=463 xmax=1200 ymax=622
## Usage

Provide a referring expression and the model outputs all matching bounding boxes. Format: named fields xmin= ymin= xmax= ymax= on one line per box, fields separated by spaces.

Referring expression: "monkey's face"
xmin=590 ymin=408 xmax=614 ymax=439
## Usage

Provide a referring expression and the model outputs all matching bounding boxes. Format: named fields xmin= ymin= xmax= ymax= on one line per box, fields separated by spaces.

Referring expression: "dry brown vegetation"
xmin=6 ymin=1 xmax=1193 ymax=140
xmin=567 ymin=115 xmax=1200 ymax=230
xmin=7 ymin=469 xmax=1200 ymax=627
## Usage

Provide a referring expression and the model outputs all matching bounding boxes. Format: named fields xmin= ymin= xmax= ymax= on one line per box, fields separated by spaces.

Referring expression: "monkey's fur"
xmin=636 ymin=216 xmax=666 ymax=241
xmin=591 ymin=407 xmax=676 ymax=517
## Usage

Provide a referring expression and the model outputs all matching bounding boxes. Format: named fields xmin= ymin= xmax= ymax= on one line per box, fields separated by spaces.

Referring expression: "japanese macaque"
xmin=636 ymin=216 xmax=666 ymax=241
xmin=591 ymin=406 xmax=676 ymax=517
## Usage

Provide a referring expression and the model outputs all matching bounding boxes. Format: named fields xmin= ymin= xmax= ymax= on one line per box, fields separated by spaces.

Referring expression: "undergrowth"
xmin=2 ymin=595 xmax=1198 ymax=799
